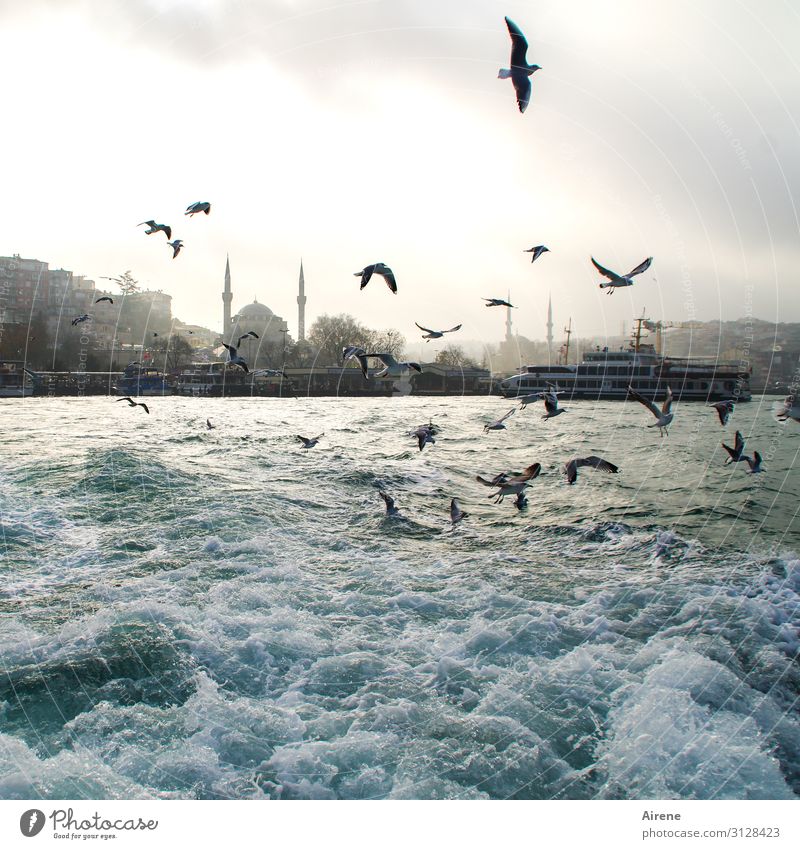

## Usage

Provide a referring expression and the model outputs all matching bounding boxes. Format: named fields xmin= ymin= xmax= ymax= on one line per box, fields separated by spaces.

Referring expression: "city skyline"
xmin=0 ymin=1 xmax=797 ymax=345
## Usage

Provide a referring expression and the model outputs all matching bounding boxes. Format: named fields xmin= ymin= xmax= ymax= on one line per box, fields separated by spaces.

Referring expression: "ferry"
xmin=175 ymin=362 xmax=246 ymax=396
xmin=0 ymin=360 xmax=40 ymax=397
xmin=499 ymin=316 xmax=751 ymax=402
xmin=114 ymin=362 xmax=172 ymax=396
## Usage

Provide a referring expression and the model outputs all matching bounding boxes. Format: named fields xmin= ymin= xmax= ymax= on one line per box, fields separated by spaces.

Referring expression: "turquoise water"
xmin=0 ymin=395 xmax=798 ymax=799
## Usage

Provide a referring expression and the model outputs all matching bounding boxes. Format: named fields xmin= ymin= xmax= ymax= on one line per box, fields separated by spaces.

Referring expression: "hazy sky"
xmin=0 ymin=0 xmax=797 ymax=346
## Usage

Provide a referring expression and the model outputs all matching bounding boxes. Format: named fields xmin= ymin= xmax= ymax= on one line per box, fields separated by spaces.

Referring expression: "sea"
xmin=0 ymin=395 xmax=798 ymax=800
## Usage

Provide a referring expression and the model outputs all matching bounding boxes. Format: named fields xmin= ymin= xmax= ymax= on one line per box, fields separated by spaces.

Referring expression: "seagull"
xmin=450 ymin=498 xmax=468 ymax=526
xmin=411 ymin=423 xmax=437 ymax=451
xmin=185 ymin=201 xmax=211 ymax=216
xmin=343 ymin=345 xmax=370 ymax=378
xmin=562 ymin=456 xmax=619 ymax=485
xmin=498 ymin=17 xmax=541 ymax=114
xmin=722 ymin=430 xmax=748 ymax=465
xmin=369 ymin=353 xmax=422 ymax=379
xmin=627 ymin=385 xmax=673 ymax=436
xmin=167 ymin=239 xmax=184 ymax=258
xmin=483 ymin=298 xmax=514 ymax=308
xmin=153 ymin=332 xmax=159 ymax=337
xmin=524 ymin=245 xmax=549 ymax=263
xmin=354 ymin=263 xmax=397 ymax=294
xmin=296 ymin=433 xmax=323 ymax=449
xmin=591 ymin=256 xmax=653 ymax=294
xmin=541 ymin=390 xmax=567 ymax=420
xmin=518 ymin=383 xmax=563 ymax=409
xmin=484 ymin=408 xmax=515 ymax=432
xmin=222 ymin=342 xmax=249 ymax=373
xmin=236 ymin=331 xmax=259 ymax=348
xmin=379 ymin=490 xmax=400 ymax=516
xmin=744 ymin=451 xmax=763 ymax=473
xmin=138 ymin=220 xmax=172 ymax=239
xmin=775 ymin=396 xmax=800 ymax=423
xmin=116 ymin=396 xmax=149 ymax=414
xmin=415 ymin=322 xmax=462 ymax=340
xmin=95 ymin=296 xmax=114 ymax=304
xmin=709 ymin=399 xmax=735 ymax=426
xmin=206 ymin=418 xmax=215 ymax=430
xmin=488 ymin=463 xmax=541 ymax=503
xmin=71 ymin=314 xmax=90 ymax=326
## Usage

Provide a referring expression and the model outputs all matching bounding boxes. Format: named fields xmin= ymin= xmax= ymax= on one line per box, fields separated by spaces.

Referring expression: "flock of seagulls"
xmin=97 ymin=15 xmax=789 ymax=527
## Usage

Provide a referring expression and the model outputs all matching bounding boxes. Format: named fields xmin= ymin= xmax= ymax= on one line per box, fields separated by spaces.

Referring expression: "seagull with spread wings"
xmin=524 ymin=245 xmax=549 ymax=263
xmin=369 ymin=353 xmax=422 ymax=379
xmin=343 ymin=345 xmax=371 ymax=379
xmin=415 ymin=322 xmax=462 ymax=341
xmin=167 ymin=239 xmax=184 ymax=258
xmin=591 ymin=256 xmax=653 ymax=294
xmin=236 ymin=331 xmax=259 ymax=348
xmin=138 ymin=220 xmax=172 ymax=239
xmin=627 ymin=385 xmax=674 ymax=435
xmin=296 ymin=433 xmax=323 ymax=449
xmin=722 ymin=430 xmax=748 ymax=465
xmin=222 ymin=342 xmax=248 ymax=373
xmin=483 ymin=298 xmax=514 ymax=308
xmin=354 ymin=263 xmax=397 ymax=294
xmin=487 ymin=464 xmax=541 ymax=503
xmin=450 ymin=498 xmax=468 ymax=526
xmin=484 ymin=408 xmax=516 ymax=432
xmin=541 ymin=389 xmax=567 ymax=420
xmin=116 ymin=396 xmax=149 ymax=414
xmin=185 ymin=201 xmax=211 ymax=216
xmin=709 ymin=399 xmax=735 ymax=426
xmin=379 ymin=490 xmax=400 ymax=516
xmin=562 ymin=456 xmax=619 ymax=485
xmin=498 ymin=17 xmax=541 ymax=113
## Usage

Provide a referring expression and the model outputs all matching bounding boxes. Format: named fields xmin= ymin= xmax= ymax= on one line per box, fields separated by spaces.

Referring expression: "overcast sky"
xmin=0 ymin=0 xmax=797 ymax=346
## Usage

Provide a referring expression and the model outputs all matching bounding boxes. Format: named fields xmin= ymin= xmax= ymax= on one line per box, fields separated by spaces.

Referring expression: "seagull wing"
xmin=627 ymin=385 xmax=661 ymax=419
xmin=511 ymin=72 xmax=532 ymax=113
xmin=372 ymin=353 xmax=397 ymax=367
xmin=116 ymin=397 xmax=134 ymax=405
xmin=248 ymin=331 xmax=259 ymax=339
xmin=507 ymin=463 xmax=541 ymax=484
xmin=626 ymin=256 xmax=653 ymax=277
xmin=380 ymin=267 xmax=398 ymax=293
xmin=591 ymin=257 xmax=617 ymax=280
xmin=499 ymin=408 xmax=516 ymax=424
xmin=379 ymin=490 xmax=395 ymax=512
xmin=222 ymin=343 xmax=237 ymax=357
xmin=139 ymin=403 xmax=150 ymax=414
xmin=734 ymin=430 xmax=745 ymax=455
xmin=505 ymin=16 xmax=529 ymax=67
xmin=544 ymin=395 xmax=558 ymax=416
xmin=296 ymin=435 xmax=310 ymax=447
xmin=661 ymin=386 xmax=673 ymax=415
xmin=444 ymin=324 xmax=462 ymax=333
xmin=721 ymin=440 xmax=738 ymax=461
xmin=356 ymin=265 xmax=374 ymax=289
xmin=578 ymin=456 xmax=619 ymax=474
xmin=163 ymin=225 xmax=172 ymax=239
xmin=563 ymin=459 xmax=578 ymax=484
xmin=415 ymin=322 xmax=434 ymax=334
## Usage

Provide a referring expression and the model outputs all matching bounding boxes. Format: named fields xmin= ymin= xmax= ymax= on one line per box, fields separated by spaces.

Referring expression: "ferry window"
xmin=701 ymin=382 xmax=708 ymax=389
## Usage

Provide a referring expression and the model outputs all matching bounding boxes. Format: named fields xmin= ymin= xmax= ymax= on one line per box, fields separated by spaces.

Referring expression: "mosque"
xmin=221 ymin=256 xmax=304 ymax=368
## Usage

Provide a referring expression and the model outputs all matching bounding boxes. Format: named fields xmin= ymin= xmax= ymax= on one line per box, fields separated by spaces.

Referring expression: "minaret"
xmin=505 ymin=290 xmax=513 ymax=343
xmin=546 ymin=293 xmax=554 ymax=364
xmin=297 ymin=259 xmax=307 ymax=342
xmin=222 ymin=254 xmax=232 ymax=338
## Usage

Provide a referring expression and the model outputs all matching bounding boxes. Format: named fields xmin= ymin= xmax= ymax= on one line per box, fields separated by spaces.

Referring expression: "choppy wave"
xmin=0 ymin=396 xmax=798 ymax=799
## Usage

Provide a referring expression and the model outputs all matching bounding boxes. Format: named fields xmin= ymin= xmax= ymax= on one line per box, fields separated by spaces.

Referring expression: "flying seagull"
xmin=379 ymin=490 xmax=400 ymax=516
xmin=236 ymin=331 xmax=259 ymax=348
xmin=167 ymin=239 xmax=184 ymax=258
xmin=524 ymin=245 xmax=549 ymax=263
xmin=296 ymin=433 xmax=323 ymax=449
xmin=562 ymin=456 xmax=619 ymax=485
xmin=71 ymin=314 xmax=90 ymax=326
xmin=368 ymin=353 xmax=422 ymax=379
xmin=411 ymin=423 xmax=438 ymax=452
xmin=95 ymin=296 xmax=114 ymax=304
xmin=483 ymin=298 xmax=514 ymax=308
xmin=776 ymin=396 xmax=800 ymax=423
xmin=206 ymin=418 xmax=215 ymax=430
xmin=138 ymin=220 xmax=172 ymax=239
xmin=116 ymin=396 xmax=149 ymax=414
xmin=709 ymin=399 xmax=735 ymax=426
xmin=488 ymin=463 xmax=541 ymax=503
xmin=518 ymin=383 xmax=562 ymax=409
xmin=354 ymin=263 xmax=397 ymax=294
xmin=476 ymin=470 xmax=517 ymax=487
xmin=627 ymin=385 xmax=674 ymax=436
xmin=415 ymin=322 xmax=462 ymax=340
xmin=185 ymin=201 xmax=211 ymax=216
xmin=591 ymin=256 xmax=653 ymax=294
xmin=744 ymin=451 xmax=763 ymax=473
xmin=722 ymin=430 xmax=748 ymax=465
xmin=541 ymin=389 xmax=567 ymax=420
xmin=343 ymin=345 xmax=370 ymax=378
xmin=484 ymin=408 xmax=516 ymax=432
xmin=222 ymin=342 xmax=249 ymax=373
xmin=498 ymin=17 xmax=541 ymax=114
xmin=450 ymin=498 xmax=468 ymax=526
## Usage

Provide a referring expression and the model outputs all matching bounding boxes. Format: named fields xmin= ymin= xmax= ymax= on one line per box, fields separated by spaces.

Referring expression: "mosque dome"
xmin=236 ymin=299 xmax=273 ymax=320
